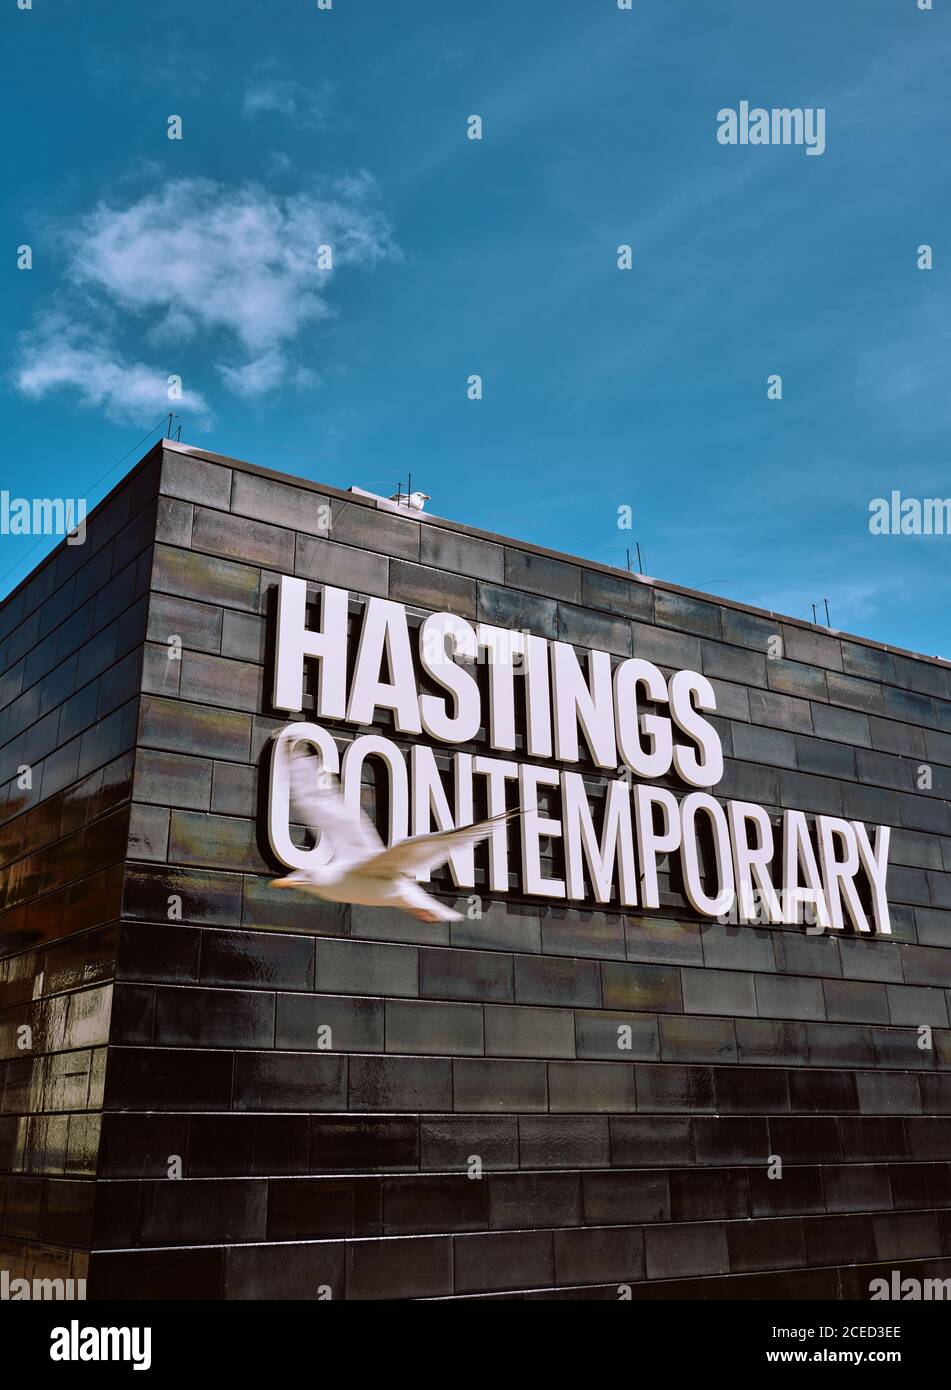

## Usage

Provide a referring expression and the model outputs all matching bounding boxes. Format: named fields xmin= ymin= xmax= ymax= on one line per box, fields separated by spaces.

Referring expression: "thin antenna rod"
xmin=823 ymin=597 xmax=831 ymax=627
xmin=625 ymin=548 xmax=632 ymax=573
xmin=636 ymin=542 xmax=644 ymax=574
xmin=165 ymin=412 xmax=177 ymax=438
xmin=811 ymin=603 xmax=818 ymax=624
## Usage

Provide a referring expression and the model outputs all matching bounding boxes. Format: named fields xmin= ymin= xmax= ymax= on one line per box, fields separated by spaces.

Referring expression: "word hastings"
xmin=717 ymin=101 xmax=826 ymax=155
xmin=265 ymin=578 xmax=892 ymax=933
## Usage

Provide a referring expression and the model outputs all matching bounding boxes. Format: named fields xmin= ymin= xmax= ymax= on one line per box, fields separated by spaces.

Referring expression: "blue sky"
xmin=2 ymin=0 xmax=949 ymax=658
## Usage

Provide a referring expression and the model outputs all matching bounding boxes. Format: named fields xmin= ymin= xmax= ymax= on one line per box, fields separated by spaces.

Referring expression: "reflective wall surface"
xmin=0 ymin=456 xmax=156 ymax=1291
xmin=2 ymin=442 xmax=950 ymax=1299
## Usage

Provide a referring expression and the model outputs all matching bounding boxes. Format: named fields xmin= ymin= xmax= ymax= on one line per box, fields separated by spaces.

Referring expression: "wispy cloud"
xmin=12 ymin=175 xmax=398 ymax=417
xmin=16 ymin=311 xmax=210 ymax=424
xmin=243 ymin=70 xmax=333 ymax=128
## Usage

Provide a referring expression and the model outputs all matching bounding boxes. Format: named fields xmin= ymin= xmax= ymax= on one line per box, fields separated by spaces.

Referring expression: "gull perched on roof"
xmin=387 ymin=489 xmax=430 ymax=511
xmin=347 ymin=485 xmax=431 ymax=513
xmin=271 ymin=747 xmax=515 ymax=923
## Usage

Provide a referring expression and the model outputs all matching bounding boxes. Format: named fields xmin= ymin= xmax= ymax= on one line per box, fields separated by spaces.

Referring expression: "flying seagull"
xmin=271 ymin=747 xmax=516 ymax=922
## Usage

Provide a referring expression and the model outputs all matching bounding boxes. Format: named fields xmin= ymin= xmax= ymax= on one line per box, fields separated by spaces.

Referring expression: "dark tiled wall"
xmin=9 ymin=441 xmax=951 ymax=1299
xmin=0 ymin=454 xmax=158 ymax=1291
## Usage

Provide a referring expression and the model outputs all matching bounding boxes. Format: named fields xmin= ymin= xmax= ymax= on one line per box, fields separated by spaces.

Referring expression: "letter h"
xmin=272 ymin=575 xmax=349 ymax=718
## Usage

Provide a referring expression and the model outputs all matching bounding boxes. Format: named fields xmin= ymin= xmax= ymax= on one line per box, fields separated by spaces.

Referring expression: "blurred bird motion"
xmin=271 ymin=745 xmax=516 ymax=923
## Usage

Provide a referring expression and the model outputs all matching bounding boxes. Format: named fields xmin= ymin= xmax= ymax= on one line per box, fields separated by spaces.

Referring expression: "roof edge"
xmin=163 ymin=439 xmax=951 ymax=675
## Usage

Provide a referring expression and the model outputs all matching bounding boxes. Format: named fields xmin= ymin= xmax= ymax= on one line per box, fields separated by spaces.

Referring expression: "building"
xmin=1 ymin=439 xmax=949 ymax=1301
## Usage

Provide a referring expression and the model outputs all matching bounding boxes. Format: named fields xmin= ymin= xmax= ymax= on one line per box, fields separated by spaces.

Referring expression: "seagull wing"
xmin=359 ymin=809 xmax=518 ymax=880
xmin=289 ymin=753 xmax=383 ymax=867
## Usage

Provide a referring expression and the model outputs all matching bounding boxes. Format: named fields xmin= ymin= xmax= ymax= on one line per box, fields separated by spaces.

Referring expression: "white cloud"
xmin=243 ymin=75 xmax=333 ymax=127
xmin=75 ymin=177 xmax=393 ymax=354
xmin=13 ymin=176 xmax=397 ymax=416
xmin=15 ymin=313 xmax=209 ymax=424
xmin=218 ymin=348 xmax=316 ymax=399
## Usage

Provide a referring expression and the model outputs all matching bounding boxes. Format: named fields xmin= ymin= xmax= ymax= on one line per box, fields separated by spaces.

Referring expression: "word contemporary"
xmin=265 ymin=578 xmax=891 ymax=933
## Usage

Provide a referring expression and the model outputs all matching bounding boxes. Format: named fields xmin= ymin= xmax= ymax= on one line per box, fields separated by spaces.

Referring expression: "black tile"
xmin=553 ymin=1225 xmax=645 ymax=1286
xmin=693 ymin=1116 xmax=770 ymax=1165
xmin=419 ymin=946 xmax=514 ymax=1002
xmin=806 ymin=1022 xmax=874 ymax=1068
xmin=152 ymin=985 xmax=274 ymax=1049
xmin=803 ymin=1214 xmax=876 ymax=1266
xmin=200 ymin=930 xmax=314 ymax=989
xmin=748 ymin=1165 xmax=825 ymax=1216
xmin=715 ymin=1066 xmax=790 ymax=1114
xmin=187 ymin=1115 xmax=256 ymax=1177
xmin=514 ymin=954 xmax=601 ymax=1007
xmin=887 ymin=1162 xmax=951 ymax=1211
xmin=659 ymin=1014 xmax=736 ymax=1063
xmin=873 ymin=1210 xmax=942 ymax=1260
xmin=635 ymin=1064 xmax=715 ymax=1113
xmin=98 ymin=1114 xmax=191 ymax=1178
xmin=582 ymin=1171 xmax=670 ymax=1224
xmin=140 ymin=1178 xmax=268 ymax=1244
xmin=669 ymin=1169 xmax=748 ymax=1221
xmin=233 ymin=1053 xmax=346 ymax=1112
xmin=268 ymin=1176 xmax=381 ymax=1239
xmin=310 ymin=1116 xmax=418 ymax=1172
xmin=548 ymin=1061 xmax=635 ymax=1112
xmin=822 ymin=1163 xmax=893 ymax=1214
xmin=224 ymin=1241 xmax=345 ymax=1300
xmin=276 ymin=994 xmax=383 ymax=1052
xmin=904 ymin=1117 xmax=951 ymax=1160
xmin=518 ymin=1115 xmax=610 ymax=1168
xmin=346 ymin=1235 xmax=452 ymax=1299
xmin=384 ymin=1175 xmax=487 ymax=1235
xmin=455 ymin=1230 xmax=554 ymax=1294
xmin=452 ymin=1059 xmax=547 ymax=1112
xmin=89 ymin=1247 xmax=225 ymax=1300
xmin=645 ymin=1222 xmax=729 ymax=1279
xmin=727 ymin=1217 xmax=805 ymax=1273
xmin=349 ymin=1056 xmax=451 ymax=1113
xmin=855 ymin=1071 xmax=921 ymax=1115
xmin=115 ymin=922 xmax=201 ymax=985
xmin=735 ymin=1018 xmax=809 ymax=1066
xmin=104 ymin=1047 xmax=233 ymax=1111
xmin=488 ymin=1173 xmax=583 ymax=1230
xmin=419 ymin=1116 xmax=518 ymax=1171
xmin=609 ymin=1116 xmax=694 ymax=1167
xmin=788 ymin=1069 xmax=857 ymax=1113
xmin=839 ymin=1116 xmax=909 ymax=1161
